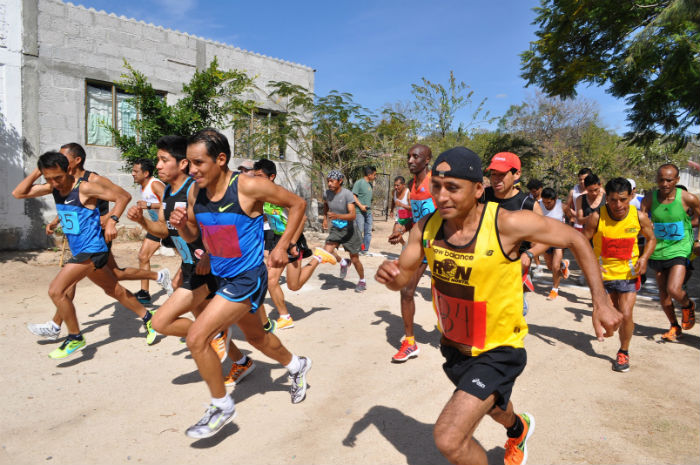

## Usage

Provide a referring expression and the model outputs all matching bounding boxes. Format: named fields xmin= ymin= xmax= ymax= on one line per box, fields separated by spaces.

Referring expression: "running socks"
xmin=340 ymin=258 xmax=350 ymax=267
xmin=405 ymin=336 xmax=415 ymax=345
xmin=619 ymin=349 xmax=629 ymax=356
xmin=211 ymin=394 xmax=234 ymax=412
xmin=67 ymin=332 xmax=84 ymax=341
xmin=51 ymin=321 xmax=61 ymax=331
xmin=142 ymin=311 xmax=152 ymax=325
xmin=506 ymin=414 xmax=524 ymax=438
xmin=235 ymin=355 xmax=248 ymax=365
xmin=285 ymin=354 xmax=301 ymax=374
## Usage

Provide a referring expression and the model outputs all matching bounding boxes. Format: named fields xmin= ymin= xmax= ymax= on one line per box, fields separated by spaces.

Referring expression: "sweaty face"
xmin=606 ymin=192 xmax=630 ymax=220
xmin=41 ymin=166 xmax=72 ymax=192
xmin=656 ymin=167 xmax=679 ymax=195
xmin=407 ymin=148 xmax=430 ymax=175
xmin=187 ymin=142 xmax=224 ymax=188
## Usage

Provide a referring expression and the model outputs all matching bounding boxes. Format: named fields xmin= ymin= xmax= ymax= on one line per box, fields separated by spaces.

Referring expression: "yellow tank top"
xmin=422 ymin=202 xmax=527 ymax=356
xmin=592 ymin=205 xmax=640 ymax=281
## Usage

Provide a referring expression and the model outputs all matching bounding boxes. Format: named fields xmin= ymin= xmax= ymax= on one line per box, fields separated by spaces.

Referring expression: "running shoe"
xmin=135 ymin=289 xmax=151 ymax=304
xmin=158 ymin=269 xmax=173 ymax=296
xmin=210 ymin=328 xmax=230 ymax=362
xmin=612 ymin=351 xmax=630 ymax=372
xmin=560 ymin=259 xmax=570 ymax=279
xmin=145 ymin=315 xmax=157 ymax=345
xmin=313 ymin=247 xmax=337 ymax=265
xmin=681 ymin=300 xmax=696 ymax=330
xmin=339 ymin=260 xmax=349 ymax=279
xmin=224 ymin=358 xmax=256 ymax=386
xmin=276 ymin=316 xmax=295 ymax=330
xmin=27 ymin=321 xmax=60 ymax=340
xmin=546 ymin=289 xmax=558 ymax=301
xmin=355 ymin=281 xmax=367 ymax=293
xmin=522 ymin=272 xmax=534 ymax=292
xmin=661 ymin=325 xmax=682 ymax=342
xmin=504 ymin=412 xmax=535 ymax=465
xmin=391 ymin=339 xmax=420 ymax=362
xmin=185 ymin=403 xmax=236 ymax=439
xmin=289 ymin=356 xmax=312 ymax=404
xmin=49 ymin=336 xmax=86 ymax=359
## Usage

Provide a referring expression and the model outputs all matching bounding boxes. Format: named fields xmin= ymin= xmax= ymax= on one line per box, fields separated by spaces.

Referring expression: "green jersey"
xmin=650 ymin=188 xmax=693 ymax=260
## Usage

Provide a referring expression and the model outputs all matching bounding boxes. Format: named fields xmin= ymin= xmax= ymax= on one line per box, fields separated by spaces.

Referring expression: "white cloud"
xmin=495 ymin=93 xmax=507 ymax=99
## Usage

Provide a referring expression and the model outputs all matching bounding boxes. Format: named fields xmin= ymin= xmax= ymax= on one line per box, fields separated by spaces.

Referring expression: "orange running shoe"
xmin=612 ymin=351 xmax=630 ymax=372
xmin=546 ymin=289 xmax=558 ymax=301
xmin=504 ymin=412 xmax=535 ymax=465
xmin=391 ymin=339 xmax=420 ymax=363
xmin=276 ymin=316 xmax=295 ymax=330
xmin=210 ymin=328 xmax=230 ymax=362
xmin=224 ymin=358 xmax=256 ymax=386
xmin=681 ymin=301 xmax=696 ymax=330
xmin=560 ymin=259 xmax=570 ymax=279
xmin=661 ymin=325 xmax=682 ymax=342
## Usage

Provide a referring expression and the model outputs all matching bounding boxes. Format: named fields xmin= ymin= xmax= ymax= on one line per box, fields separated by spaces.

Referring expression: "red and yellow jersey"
xmin=593 ymin=205 xmax=641 ymax=281
xmin=422 ymin=202 xmax=527 ymax=356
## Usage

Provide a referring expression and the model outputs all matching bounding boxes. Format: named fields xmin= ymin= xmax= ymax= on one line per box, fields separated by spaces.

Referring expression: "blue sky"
xmin=74 ymin=0 xmax=630 ymax=134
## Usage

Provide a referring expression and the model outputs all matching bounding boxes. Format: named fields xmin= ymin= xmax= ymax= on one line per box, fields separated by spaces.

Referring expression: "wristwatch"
xmin=110 ymin=215 xmax=120 ymax=223
xmin=524 ymin=250 xmax=534 ymax=261
xmin=146 ymin=202 xmax=152 ymax=210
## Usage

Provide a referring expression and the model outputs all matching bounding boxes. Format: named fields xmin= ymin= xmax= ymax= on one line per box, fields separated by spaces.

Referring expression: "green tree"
xmin=521 ymin=0 xmax=700 ymax=150
xmin=111 ymin=58 xmax=256 ymax=167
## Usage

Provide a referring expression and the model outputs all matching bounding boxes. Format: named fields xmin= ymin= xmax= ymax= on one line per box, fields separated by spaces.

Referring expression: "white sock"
xmin=340 ymin=258 xmax=349 ymax=267
xmin=285 ymin=354 xmax=301 ymax=374
xmin=313 ymin=255 xmax=322 ymax=263
xmin=51 ymin=321 xmax=60 ymax=331
xmin=157 ymin=270 xmax=164 ymax=282
xmin=359 ymin=278 xmax=366 ymax=283
xmin=235 ymin=355 xmax=247 ymax=365
xmin=280 ymin=314 xmax=292 ymax=320
xmin=551 ymin=287 xmax=559 ymax=292
xmin=211 ymin=394 xmax=234 ymax=412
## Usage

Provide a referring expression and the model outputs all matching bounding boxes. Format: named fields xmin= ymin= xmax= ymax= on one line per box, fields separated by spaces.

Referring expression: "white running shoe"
xmin=27 ymin=321 xmax=60 ymax=340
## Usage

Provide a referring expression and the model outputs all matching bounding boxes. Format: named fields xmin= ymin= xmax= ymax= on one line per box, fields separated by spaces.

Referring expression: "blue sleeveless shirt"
xmin=193 ymin=173 xmax=264 ymax=278
xmin=53 ymin=179 xmax=108 ymax=255
xmin=163 ymin=177 xmax=203 ymax=265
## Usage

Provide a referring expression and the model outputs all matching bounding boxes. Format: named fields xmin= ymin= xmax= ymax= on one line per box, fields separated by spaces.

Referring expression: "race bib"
xmin=199 ymin=223 xmax=242 ymax=258
xmin=654 ymin=221 xmax=685 ymax=241
xmin=411 ymin=198 xmax=436 ymax=222
xmin=601 ymin=236 xmax=635 ymax=260
xmin=433 ymin=285 xmax=486 ymax=348
xmin=58 ymin=211 xmax=80 ymax=235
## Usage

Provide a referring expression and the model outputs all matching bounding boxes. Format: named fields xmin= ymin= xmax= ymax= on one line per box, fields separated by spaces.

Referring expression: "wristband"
xmin=109 ymin=215 xmax=119 ymax=223
xmin=524 ymin=250 xmax=534 ymax=261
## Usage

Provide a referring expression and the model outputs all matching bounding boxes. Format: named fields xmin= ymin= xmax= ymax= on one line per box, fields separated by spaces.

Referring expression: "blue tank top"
xmin=53 ymin=179 xmax=108 ymax=255
xmin=193 ymin=172 xmax=264 ymax=278
xmin=163 ymin=177 xmax=203 ymax=265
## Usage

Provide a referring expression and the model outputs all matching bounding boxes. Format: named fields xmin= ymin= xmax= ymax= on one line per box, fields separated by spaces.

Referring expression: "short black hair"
xmin=156 ymin=135 xmax=187 ymax=161
xmin=60 ymin=143 xmax=87 ymax=168
xmin=134 ymin=158 xmax=155 ymax=177
xmin=38 ymin=151 xmax=69 ymax=172
xmin=584 ymin=173 xmax=601 ymax=187
xmin=394 ymin=175 xmax=405 ymax=184
xmin=541 ymin=187 xmax=557 ymax=200
xmin=604 ymin=177 xmax=632 ymax=196
xmin=187 ymin=128 xmax=231 ymax=164
xmin=578 ymin=167 xmax=593 ymax=177
xmin=526 ymin=179 xmax=543 ymax=190
xmin=253 ymin=158 xmax=277 ymax=177
xmin=363 ymin=166 xmax=377 ymax=176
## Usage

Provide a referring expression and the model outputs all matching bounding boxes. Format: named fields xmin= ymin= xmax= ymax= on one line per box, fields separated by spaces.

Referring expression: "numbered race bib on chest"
xmin=654 ymin=221 xmax=685 ymax=241
xmin=58 ymin=211 xmax=81 ymax=235
xmin=601 ymin=236 xmax=636 ymax=260
xmin=433 ymin=284 xmax=487 ymax=348
xmin=411 ymin=198 xmax=435 ymax=222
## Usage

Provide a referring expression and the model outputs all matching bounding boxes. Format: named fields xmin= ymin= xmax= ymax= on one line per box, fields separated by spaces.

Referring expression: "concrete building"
xmin=0 ymin=0 xmax=315 ymax=250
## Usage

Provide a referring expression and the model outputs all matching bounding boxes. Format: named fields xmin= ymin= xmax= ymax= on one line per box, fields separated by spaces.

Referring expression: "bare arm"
xmin=636 ymin=210 xmax=656 ymax=275
xmin=575 ymin=195 xmax=585 ymax=225
xmin=582 ymin=211 xmax=600 ymax=240
xmin=126 ymin=202 xmax=168 ymax=239
xmin=375 ymin=216 xmax=426 ymax=290
xmin=682 ymin=190 xmax=700 ymax=237
xmin=79 ymin=180 xmax=132 ymax=242
xmin=170 ymin=184 xmax=200 ymax=243
xmin=137 ymin=179 xmax=165 ymax=210
xmin=12 ymin=168 xmax=52 ymax=199
xmin=563 ymin=189 xmax=575 ymax=221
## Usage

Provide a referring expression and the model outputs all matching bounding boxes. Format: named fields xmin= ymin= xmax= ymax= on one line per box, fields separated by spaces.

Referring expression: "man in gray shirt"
xmin=322 ymin=170 xmax=366 ymax=292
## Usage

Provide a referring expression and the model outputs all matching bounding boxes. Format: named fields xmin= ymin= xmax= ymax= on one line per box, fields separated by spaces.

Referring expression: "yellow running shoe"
xmin=313 ymin=247 xmax=337 ymax=265
xmin=49 ymin=336 xmax=86 ymax=359
xmin=145 ymin=317 xmax=157 ymax=345
xmin=276 ymin=316 xmax=295 ymax=330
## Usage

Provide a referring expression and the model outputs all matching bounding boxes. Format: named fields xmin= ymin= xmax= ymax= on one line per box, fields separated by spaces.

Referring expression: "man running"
xmin=575 ymin=173 xmax=605 ymax=228
xmin=387 ymin=144 xmax=435 ymax=362
xmin=322 ymin=170 xmax=366 ymax=292
xmin=376 ymin=146 xmax=620 ymax=465
xmin=352 ymin=166 xmax=377 ymax=254
xmin=389 ymin=175 xmax=411 ymax=246
xmin=563 ymin=167 xmax=593 ymax=230
xmin=26 ymin=143 xmax=171 ymax=340
xmin=131 ymin=158 xmax=166 ymax=303
xmin=13 ymin=151 xmax=157 ymax=358
xmin=538 ymin=188 xmax=571 ymax=300
xmin=170 ymin=128 xmax=312 ymax=439
xmin=641 ymin=164 xmax=699 ymax=341
xmin=583 ymin=178 xmax=656 ymax=372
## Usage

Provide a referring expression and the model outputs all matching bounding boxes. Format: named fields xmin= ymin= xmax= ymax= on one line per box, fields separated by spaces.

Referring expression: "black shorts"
xmin=604 ymin=278 xmax=639 ymax=294
xmin=180 ymin=262 xmax=218 ymax=296
xmin=441 ymin=344 xmax=527 ymax=411
xmin=264 ymin=229 xmax=277 ymax=251
xmin=69 ymin=251 xmax=109 ymax=270
xmin=649 ymin=257 xmax=690 ymax=272
xmin=145 ymin=233 xmax=161 ymax=243
xmin=215 ymin=262 xmax=268 ymax=312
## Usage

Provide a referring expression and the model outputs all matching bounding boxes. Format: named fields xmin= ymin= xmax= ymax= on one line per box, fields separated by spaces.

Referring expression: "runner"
xmin=126 ymin=135 xmax=256 ymax=387
xmin=376 ymin=146 xmax=620 ymax=465
xmin=563 ymin=167 xmax=593 ymax=230
xmin=386 ymin=144 xmax=434 ymax=362
xmin=26 ymin=143 xmax=171 ymax=340
xmin=170 ymin=128 xmax=311 ymax=439
xmin=352 ymin=166 xmax=377 ymax=254
xmin=322 ymin=170 xmax=366 ymax=292
xmin=640 ymin=164 xmax=699 ymax=341
xmin=12 ymin=151 xmax=157 ymax=358
xmin=131 ymin=158 xmax=165 ymax=304
xmin=575 ymin=173 xmax=605 ymax=227
xmin=538 ymin=187 xmax=570 ymax=300
xmin=583 ymin=178 xmax=657 ymax=372
xmin=389 ymin=175 xmax=411 ymax=246
xmin=253 ymin=158 xmax=337 ymax=330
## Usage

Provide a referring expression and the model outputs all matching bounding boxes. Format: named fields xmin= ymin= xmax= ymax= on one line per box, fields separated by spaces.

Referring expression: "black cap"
xmin=432 ymin=147 xmax=483 ymax=182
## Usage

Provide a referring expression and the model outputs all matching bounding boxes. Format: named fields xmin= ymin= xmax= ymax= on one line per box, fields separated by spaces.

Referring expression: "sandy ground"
xmin=1 ymin=218 xmax=699 ymax=465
